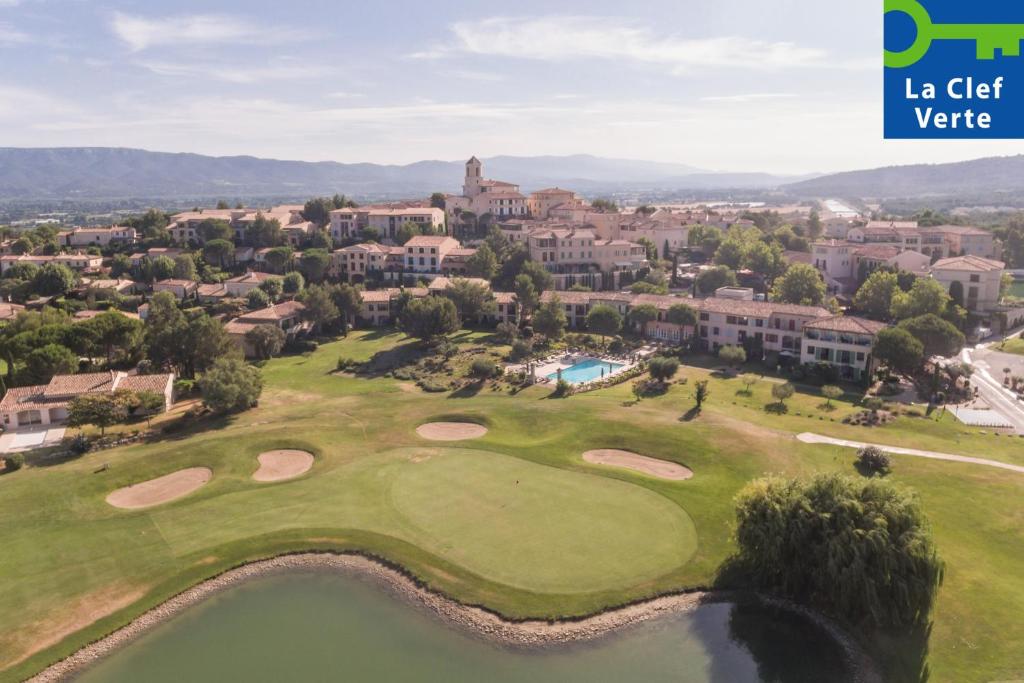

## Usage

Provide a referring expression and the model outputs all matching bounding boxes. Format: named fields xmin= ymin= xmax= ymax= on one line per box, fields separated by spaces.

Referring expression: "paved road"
xmin=797 ymin=433 xmax=1024 ymax=474
xmin=960 ymin=345 xmax=1024 ymax=434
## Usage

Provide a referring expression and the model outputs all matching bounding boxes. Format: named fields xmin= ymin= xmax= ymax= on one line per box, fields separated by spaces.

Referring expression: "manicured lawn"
xmin=998 ymin=337 xmax=1024 ymax=356
xmin=0 ymin=330 xmax=1021 ymax=683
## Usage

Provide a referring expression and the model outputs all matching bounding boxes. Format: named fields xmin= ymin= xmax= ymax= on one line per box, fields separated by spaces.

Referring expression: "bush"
xmin=468 ymin=358 xmax=499 ymax=381
xmin=417 ymin=379 xmax=450 ymax=393
xmin=336 ymin=357 xmax=359 ymax=372
xmin=286 ymin=339 xmax=319 ymax=354
xmin=510 ymin=339 xmax=533 ymax=361
xmin=495 ymin=321 xmax=519 ymax=344
xmin=69 ymin=433 xmax=91 ymax=455
xmin=734 ymin=473 xmax=942 ymax=629
xmin=552 ymin=378 xmax=573 ymax=398
xmin=857 ymin=445 xmax=892 ymax=474
xmin=3 ymin=453 xmax=25 ymax=472
xmin=174 ymin=379 xmax=197 ymax=398
xmin=648 ymin=356 xmax=680 ymax=383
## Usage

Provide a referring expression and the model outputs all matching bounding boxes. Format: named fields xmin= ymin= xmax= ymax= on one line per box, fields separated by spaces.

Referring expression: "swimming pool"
xmin=549 ymin=358 xmax=625 ymax=385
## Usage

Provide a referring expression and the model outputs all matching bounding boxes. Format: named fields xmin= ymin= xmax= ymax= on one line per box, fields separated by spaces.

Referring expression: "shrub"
xmin=510 ymin=339 xmax=533 ymax=361
xmin=3 ymin=453 xmax=25 ymax=472
xmin=552 ymin=378 xmax=574 ymax=398
xmin=417 ymin=379 xmax=449 ymax=393
xmin=286 ymin=339 xmax=319 ymax=354
xmin=469 ymin=358 xmax=499 ymax=381
xmin=69 ymin=434 xmax=91 ymax=455
xmin=173 ymin=379 xmax=197 ymax=397
xmin=648 ymin=356 xmax=680 ymax=383
xmin=495 ymin=321 xmax=519 ymax=344
xmin=857 ymin=446 xmax=892 ymax=474
xmin=336 ymin=357 xmax=359 ymax=372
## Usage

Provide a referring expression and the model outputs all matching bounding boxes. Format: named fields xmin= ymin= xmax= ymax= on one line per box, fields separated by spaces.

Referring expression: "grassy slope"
xmin=0 ymin=330 xmax=1021 ymax=682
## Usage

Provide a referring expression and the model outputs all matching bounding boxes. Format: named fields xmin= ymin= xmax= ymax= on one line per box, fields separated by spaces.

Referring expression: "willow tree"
xmin=733 ymin=474 xmax=942 ymax=629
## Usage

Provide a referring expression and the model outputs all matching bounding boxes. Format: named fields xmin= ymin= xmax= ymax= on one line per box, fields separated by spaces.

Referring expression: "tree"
xmin=468 ymin=358 xmax=499 ymax=382
xmin=520 ymin=260 xmax=554 ymax=294
xmin=282 ymin=271 xmax=305 ymax=295
xmin=771 ymin=381 xmax=795 ymax=406
xmin=82 ymin=311 xmax=143 ymax=366
xmin=430 ymin=192 xmax=447 ymax=210
xmin=150 ymin=256 xmax=175 ymax=282
xmin=465 ymin=243 xmax=499 ymax=280
xmin=197 ymin=218 xmax=234 ymax=243
xmin=3 ymin=262 xmax=40 ymax=282
xmin=302 ymin=197 xmax=334 ymax=227
xmin=299 ymin=249 xmax=331 ymax=283
xmin=857 ymin=445 xmax=891 ymax=475
xmin=591 ymin=198 xmax=619 ymax=212
xmin=719 ymin=345 xmax=746 ymax=370
xmin=807 ymin=209 xmax=823 ymax=239
xmin=264 ymin=246 xmax=293 ymax=274
xmin=307 ymin=229 xmax=333 ymax=251
xmin=203 ymin=239 xmax=234 ymax=268
xmin=133 ymin=390 xmax=167 ymax=428
xmin=667 ymin=303 xmax=698 ymax=328
xmin=899 ymin=314 xmax=965 ymax=358
xmin=443 ymin=279 xmax=496 ymax=323
xmin=247 ymin=213 xmax=284 ymax=248
xmin=23 ymin=344 xmax=78 ymax=384
xmin=585 ymin=305 xmax=623 ymax=346
xmin=183 ymin=313 xmax=235 ymax=378
xmin=513 ymin=275 xmax=539 ymax=320
xmin=359 ymin=226 xmax=382 ymax=243
xmin=873 ymin=327 xmax=925 ymax=375
xmin=692 ymin=379 xmax=710 ymax=410
xmin=890 ymin=278 xmax=950 ymax=321
xmin=245 ymin=324 xmax=286 ymax=360
xmin=247 ymin=288 xmax=271 ymax=310
xmin=173 ymin=254 xmax=197 ymax=281
xmin=398 ymin=296 xmax=460 ymax=343
xmin=395 ymin=221 xmax=422 ymax=246
xmin=948 ymin=279 xmax=965 ymax=308
xmin=771 ymin=263 xmax=826 ymax=306
xmin=199 ymin=356 xmax=263 ymax=413
xmin=144 ymin=291 xmax=188 ymax=372
xmin=627 ymin=304 xmax=659 ymax=337
xmin=714 ymin=239 xmax=746 ymax=270
xmin=67 ymin=394 xmax=128 ymax=436
xmin=740 ymin=373 xmax=759 ymax=395
xmin=648 ymin=356 xmax=679 ymax=383
xmin=299 ymin=284 xmax=340 ymax=333
xmin=32 ymin=263 xmax=76 ymax=296
xmin=533 ymin=296 xmax=567 ymax=340
xmin=744 ymin=241 xmax=786 ymax=281
xmin=853 ymin=271 xmax=899 ymax=320
xmin=821 ymin=384 xmax=843 ymax=409
xmin=259 ymin=277 xmax=284 ymax=302
xmin=696 ymin=266 xmax=737 ymax=296
xmin=330 ymin=283 xmax=363 ymax=335
xmin=733 ymin=474 xmax=941 ymax=629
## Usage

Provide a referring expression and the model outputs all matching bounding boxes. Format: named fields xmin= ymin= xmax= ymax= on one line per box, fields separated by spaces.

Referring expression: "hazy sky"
xmin=1 ymin=0 xmax=1022 ymax=174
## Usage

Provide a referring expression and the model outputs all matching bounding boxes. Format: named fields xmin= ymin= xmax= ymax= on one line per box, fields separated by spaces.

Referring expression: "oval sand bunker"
xmin=106 ymin=467 xmax=213 ymax=509
xmin=582 ymin=450 xmax=693 ymax=481
xmin=416 ymin=422 xmax=488 ymax=441
xmin=253 ymin=449 xmax=314 ymax=482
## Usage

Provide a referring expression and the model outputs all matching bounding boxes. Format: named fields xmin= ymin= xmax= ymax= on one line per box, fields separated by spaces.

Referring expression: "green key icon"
xmin=885 ymin=0 xmax=1024 ymax=68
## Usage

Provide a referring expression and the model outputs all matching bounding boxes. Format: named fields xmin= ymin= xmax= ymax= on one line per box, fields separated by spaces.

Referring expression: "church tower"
xmin=463 ymin=156 xmax=483 ymax=198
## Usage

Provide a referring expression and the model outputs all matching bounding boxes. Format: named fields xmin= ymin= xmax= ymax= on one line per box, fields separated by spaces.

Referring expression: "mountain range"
xmin=0 ymin=148 xmax=809 ymax=202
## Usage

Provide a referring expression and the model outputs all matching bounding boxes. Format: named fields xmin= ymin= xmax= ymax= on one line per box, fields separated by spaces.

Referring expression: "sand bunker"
xmin=253 ymin=450 xmax=314 ymax=482
xmin=582 ymin=450 xmax=693 ymax=481
xmin=416 ymin=422 xmax=488 ymax=441
xmin=106 ymin=467 xmax=212 ymax=509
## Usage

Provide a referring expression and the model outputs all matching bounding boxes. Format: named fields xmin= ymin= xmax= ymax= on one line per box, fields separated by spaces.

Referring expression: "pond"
xmin=73 ymin=571 xmax=853 ymax=682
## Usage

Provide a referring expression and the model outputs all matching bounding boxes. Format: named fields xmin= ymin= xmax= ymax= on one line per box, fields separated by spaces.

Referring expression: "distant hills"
xmin=0 ymin=148 xmax=809 ymax=202
xmin=784 ymin=155 xmax=1024 ymax=199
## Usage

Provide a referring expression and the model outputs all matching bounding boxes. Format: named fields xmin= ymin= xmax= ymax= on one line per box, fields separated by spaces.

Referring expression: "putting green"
xmin=390 ymin=449 xmax=697 ymax=593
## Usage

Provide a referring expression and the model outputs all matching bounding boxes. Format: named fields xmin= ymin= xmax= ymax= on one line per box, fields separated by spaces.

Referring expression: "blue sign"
xmin=884 ymin=0 xmax=1024 ymax=138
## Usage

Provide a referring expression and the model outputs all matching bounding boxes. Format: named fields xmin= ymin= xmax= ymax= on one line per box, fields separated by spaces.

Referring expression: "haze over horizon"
xmin=4 ymin=0 xmax=1024 ymax=174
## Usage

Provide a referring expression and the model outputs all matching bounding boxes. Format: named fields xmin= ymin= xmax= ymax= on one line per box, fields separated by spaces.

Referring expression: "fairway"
xmin=1 ymin=329 xmax=1022 ymax=683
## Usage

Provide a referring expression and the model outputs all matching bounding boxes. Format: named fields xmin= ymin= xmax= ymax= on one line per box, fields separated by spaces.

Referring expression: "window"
xmin=699 ymin=312 xmax=710 ymax=321
xmin=969 ymin=274 xmax=980 ymax=283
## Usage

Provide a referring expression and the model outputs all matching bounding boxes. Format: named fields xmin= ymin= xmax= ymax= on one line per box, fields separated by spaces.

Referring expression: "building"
xmin=168 ymin=205 xmax=310 ymax=245
xmin=810 ymin=240 xmax=931 ymax=296
xmin=153 ymin=279 xmax=198 ymax=300
xmin=445 ymin=157 xmax=529 ymax=221
xmin=328 ymin=207 xmax=445 ymax=244
xmin=525 ymin=228 xmax=648 ymax=291
xmin=801 ymin=316 xmax=887 ymax=381
xmin=0 ymin=371 xmax=174 ymax=429
xmin=930 ymin=255 xmax=1006 ymax=313
xmin=404 ymin=236 xmax=463 ymax=275
xmin=527 ymin=188 xmax=585 ymax=219
xmin=224 ymin=301 xmax=309 ymax=357
xmin=224 ymin=271 xmax=276 ymax=298
xmin=0 ymin=252 xmax=103 ymax=275
xmin=58 ymin=226 xmax=137 ymax=248
xmin=333 ymin=243 xmax=405 ymax=283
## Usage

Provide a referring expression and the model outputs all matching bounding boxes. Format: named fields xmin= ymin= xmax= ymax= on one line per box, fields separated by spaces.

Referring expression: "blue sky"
xmin=2 ymin=0 xmax=1022 ymax=174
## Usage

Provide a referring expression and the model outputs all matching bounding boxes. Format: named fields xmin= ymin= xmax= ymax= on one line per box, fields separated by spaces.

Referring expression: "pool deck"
xmin=509 ymin=347 xmax=654 ymax=387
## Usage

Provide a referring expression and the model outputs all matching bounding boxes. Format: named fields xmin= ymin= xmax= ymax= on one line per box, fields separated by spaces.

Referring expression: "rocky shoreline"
xmin=27 ymin=552 xmax=881 ymax=683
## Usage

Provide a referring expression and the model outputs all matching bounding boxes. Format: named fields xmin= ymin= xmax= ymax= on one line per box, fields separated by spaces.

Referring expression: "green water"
xmin=74 ymin=572 xmax=852 ymax=683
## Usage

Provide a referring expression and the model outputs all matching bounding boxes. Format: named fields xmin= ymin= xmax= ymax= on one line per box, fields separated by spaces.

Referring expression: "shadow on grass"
xmin=679 ymin=406 xmax=702 ymax=421
xmin=448 ymin=382 xmax=484 ymax=399
xmin=764 ymin=402 xmax=789 ymax=415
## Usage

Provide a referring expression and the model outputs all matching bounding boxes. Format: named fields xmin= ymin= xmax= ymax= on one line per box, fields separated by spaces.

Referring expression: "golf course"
xmin=1 ymin=329 xmax=1022 ymax=682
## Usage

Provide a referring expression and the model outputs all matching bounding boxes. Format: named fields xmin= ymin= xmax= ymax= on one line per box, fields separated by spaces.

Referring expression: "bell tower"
xmin=463 ymin=156 xmax=483 ymax=198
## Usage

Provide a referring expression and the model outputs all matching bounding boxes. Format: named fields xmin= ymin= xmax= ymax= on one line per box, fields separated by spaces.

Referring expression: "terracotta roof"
xmin=406 ymin=236 xmax=456 ymax=248
xmin=119 ymin=374 xmax=173 ymax=394
xmin=235 ymin=301 xmax=305 ymax=322
xmin=929 ymin=224 xmax=991 ymax=236
xmin=360 ymin=290 xmax=393 ymax=304
xmin=854 ymin=244 xmax=901 ymax=260
xmin=226 ymin=271 xmax=275 ymax=284
xmin=43 ymin=372 xmax=120 ymax=398
xmin=0 ymin=302 xmax=25 ymax=320
xmin=932 ymin=255 xmax=1005 ymax=272
xmin=154 ymin=279 xmax=198 ymax=288
xmin=0 ymin=385 xmax=56 ymax=412
xmin=197 ymin=284 xmax=228 ymax=297
xmin=804 ymin=315 xmax=887 ymax=335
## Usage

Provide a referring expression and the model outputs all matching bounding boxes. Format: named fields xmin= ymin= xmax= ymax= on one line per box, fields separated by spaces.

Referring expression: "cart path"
xmin=796 ymin=433 xmax=1024 ymax=474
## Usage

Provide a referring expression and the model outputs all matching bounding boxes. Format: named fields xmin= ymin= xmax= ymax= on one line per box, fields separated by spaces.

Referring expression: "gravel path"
xmin=797 ymin=433 xmax=1024 ymax=474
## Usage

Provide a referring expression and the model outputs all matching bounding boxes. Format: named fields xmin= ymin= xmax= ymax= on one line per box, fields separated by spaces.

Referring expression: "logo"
xmin=884 ymin=0 xmax=1024 ymax=138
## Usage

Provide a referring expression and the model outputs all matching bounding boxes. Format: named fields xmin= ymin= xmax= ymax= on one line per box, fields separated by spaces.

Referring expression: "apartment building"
xmin=168 ymin=205 xmax=307 ymax=245
xmin=811 ymin=240 xmax=930 ymax=295
xmin=846 ymin=221 xmax=998 ymax=260
xmin=328 ymin=207 xmax=446 ymax=244
xmin=333 ymin=243 xmax=405 ymax=283
xmin=527 ymin=188 xmax=585 ymax=219
xmin=526 ymin=228 xmax=648 ymax=291
xmin=404 ymin=236 xmax=461 ymax=274
xmin=0 ymin=252 xmax=103 ymax=275
xmin=930 ymin=255 xmax=1006 ymax=313
xmin=800 ymin=316 xmax=886 ymax=381
xmin=58 ymin=226 xmax=137 ymax=248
